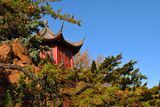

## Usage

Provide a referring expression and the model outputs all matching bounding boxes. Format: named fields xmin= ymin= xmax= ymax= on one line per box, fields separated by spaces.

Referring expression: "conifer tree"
xmin=99 ymin=54 xmax=147 ymax=90
xmin=91 ymin=60 xmax=97 ymax=72
xmin=0 ymin=0 xmax=160 ymax=106
xmin=5 ymin=90 xmax=13 ymax=107
xmin=0 ymin=0 xmax=80 ymax=41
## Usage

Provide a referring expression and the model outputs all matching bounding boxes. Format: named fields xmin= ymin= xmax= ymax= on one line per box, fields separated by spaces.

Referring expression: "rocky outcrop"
xmin=0 ymin=43 xmax=11 ymax=63
xmin=12 ymin=39 xmax=32 ymax=65
xmin=0 ymin=39 xmax=32 ymax=84
xmin=0 ymin=39 xmax=32 ymax=65
xmin=0 ymin=39 xmax=35 ymax=106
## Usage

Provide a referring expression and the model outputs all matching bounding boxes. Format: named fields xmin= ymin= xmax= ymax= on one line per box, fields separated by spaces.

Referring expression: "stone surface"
xmin=0 ymin=39 xmax=34 ymax=106
xmin=0 ymin=39 xmax=33 ymax=84
xmin=8 ymin=70 xmax=20 ymax=84
xmin=0 ymin=43 xmax=11 ymax=62
xmin=12 ymin=39 xmax=32 ymax=65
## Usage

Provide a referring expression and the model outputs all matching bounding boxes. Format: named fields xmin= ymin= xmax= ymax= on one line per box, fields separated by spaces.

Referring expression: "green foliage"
xmin=1 ymin=55 xmax=159 ymax=106
xmin=0 ymin=0 xmax=80 ymax=41
xmin=5 ymin=90 xmax=13 ymax=107
xmin=0 ymin=0 xmax=159 ymax=106
xmin=99 ymin=54 xmax=147 ymax=90
xmin=14 ymin=64 xmax=58 ymax=106
xmin=0 ymin=0 xmax=81 ymax=65
xmin=90 ymin=60 xmax=97 ymax=73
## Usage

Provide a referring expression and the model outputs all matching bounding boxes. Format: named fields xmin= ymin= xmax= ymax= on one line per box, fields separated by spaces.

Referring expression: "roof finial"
xmin=60 ymin=22 xmax=64 ymax=32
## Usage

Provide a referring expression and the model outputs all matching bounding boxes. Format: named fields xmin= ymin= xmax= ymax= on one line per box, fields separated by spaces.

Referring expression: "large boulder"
xmin=0 ymin=43 xmax=11 ymax=63
xmin=0 ymin=39 xmax=33 ymax=84
xmin=12 ymin=39 xmax=32 ymax=65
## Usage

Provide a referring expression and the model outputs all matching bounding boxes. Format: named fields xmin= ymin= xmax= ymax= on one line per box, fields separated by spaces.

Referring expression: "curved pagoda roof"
xmin=39 ymin=24 xmax=84 ymax=55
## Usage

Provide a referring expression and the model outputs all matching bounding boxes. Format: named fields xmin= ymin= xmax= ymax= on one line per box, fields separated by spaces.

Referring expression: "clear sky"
xmin=47 ymin=0 xmax=160 ymax=87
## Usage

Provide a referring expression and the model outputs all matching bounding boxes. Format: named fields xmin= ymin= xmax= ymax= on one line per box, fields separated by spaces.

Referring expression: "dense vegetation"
xmin=0 ymin=0 xmax=160 ymax=106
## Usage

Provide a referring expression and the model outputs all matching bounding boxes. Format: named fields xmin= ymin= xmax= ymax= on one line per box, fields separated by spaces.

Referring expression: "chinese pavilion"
xmin=39 ymin=23 xmax=84 ymax=68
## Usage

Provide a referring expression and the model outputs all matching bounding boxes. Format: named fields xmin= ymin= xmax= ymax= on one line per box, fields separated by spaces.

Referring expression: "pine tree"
xmin=0 ymin=0 xmax=80 ymax=41
xmin=5 ymin=90 xmax=13 ymax=107
xmin=99 ymin=54 xmax=147 ymax=90
xmin=91 ymin=60 xmax=97 ymax=72
xmin=1 ymin=0 xmax=159 ymax=106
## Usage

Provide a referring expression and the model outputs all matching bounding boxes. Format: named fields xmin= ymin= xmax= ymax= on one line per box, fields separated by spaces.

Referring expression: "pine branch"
xmin=0 ymin=63 xmax=36 ymax=80
xmin=75 ymin=84 xmax=92 ymax=95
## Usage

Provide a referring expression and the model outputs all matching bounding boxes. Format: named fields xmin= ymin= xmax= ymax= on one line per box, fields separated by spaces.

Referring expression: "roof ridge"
xmin=46 ymin=27 xmax=55 ymax=36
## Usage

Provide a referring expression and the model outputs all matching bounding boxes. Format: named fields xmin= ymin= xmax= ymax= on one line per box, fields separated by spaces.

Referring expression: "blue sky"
xmin=47 ymin=0 xmax=160 ymax=87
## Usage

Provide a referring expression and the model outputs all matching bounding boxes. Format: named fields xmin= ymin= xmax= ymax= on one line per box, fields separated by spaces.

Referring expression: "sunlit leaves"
xmin=0 ymin=0 xmax=80 ymax=41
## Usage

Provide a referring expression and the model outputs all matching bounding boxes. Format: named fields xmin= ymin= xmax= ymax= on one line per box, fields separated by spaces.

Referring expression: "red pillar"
xmin=53 ymin=46 xmax=58 ymax=64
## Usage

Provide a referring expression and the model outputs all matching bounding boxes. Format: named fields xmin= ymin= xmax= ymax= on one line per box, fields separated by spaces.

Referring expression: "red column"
xmin=53 ymin=45 xmax=58 ymax=64
xmin=70 ymin=52 xmax=74 ymax=68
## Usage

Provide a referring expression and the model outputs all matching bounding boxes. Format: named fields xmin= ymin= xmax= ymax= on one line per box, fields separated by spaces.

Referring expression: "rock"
xmin=0 ymin=39 xmax=33 ymax=84
xmin=0 ymin=43 xmax=11 ymax=62
xmin=8 ymin=70 xmax=20 ymax=84
xmin=12 ymin=39 xmax=32 ymax=65
xmin=9 ymin=39 xmax=32 ymax=83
